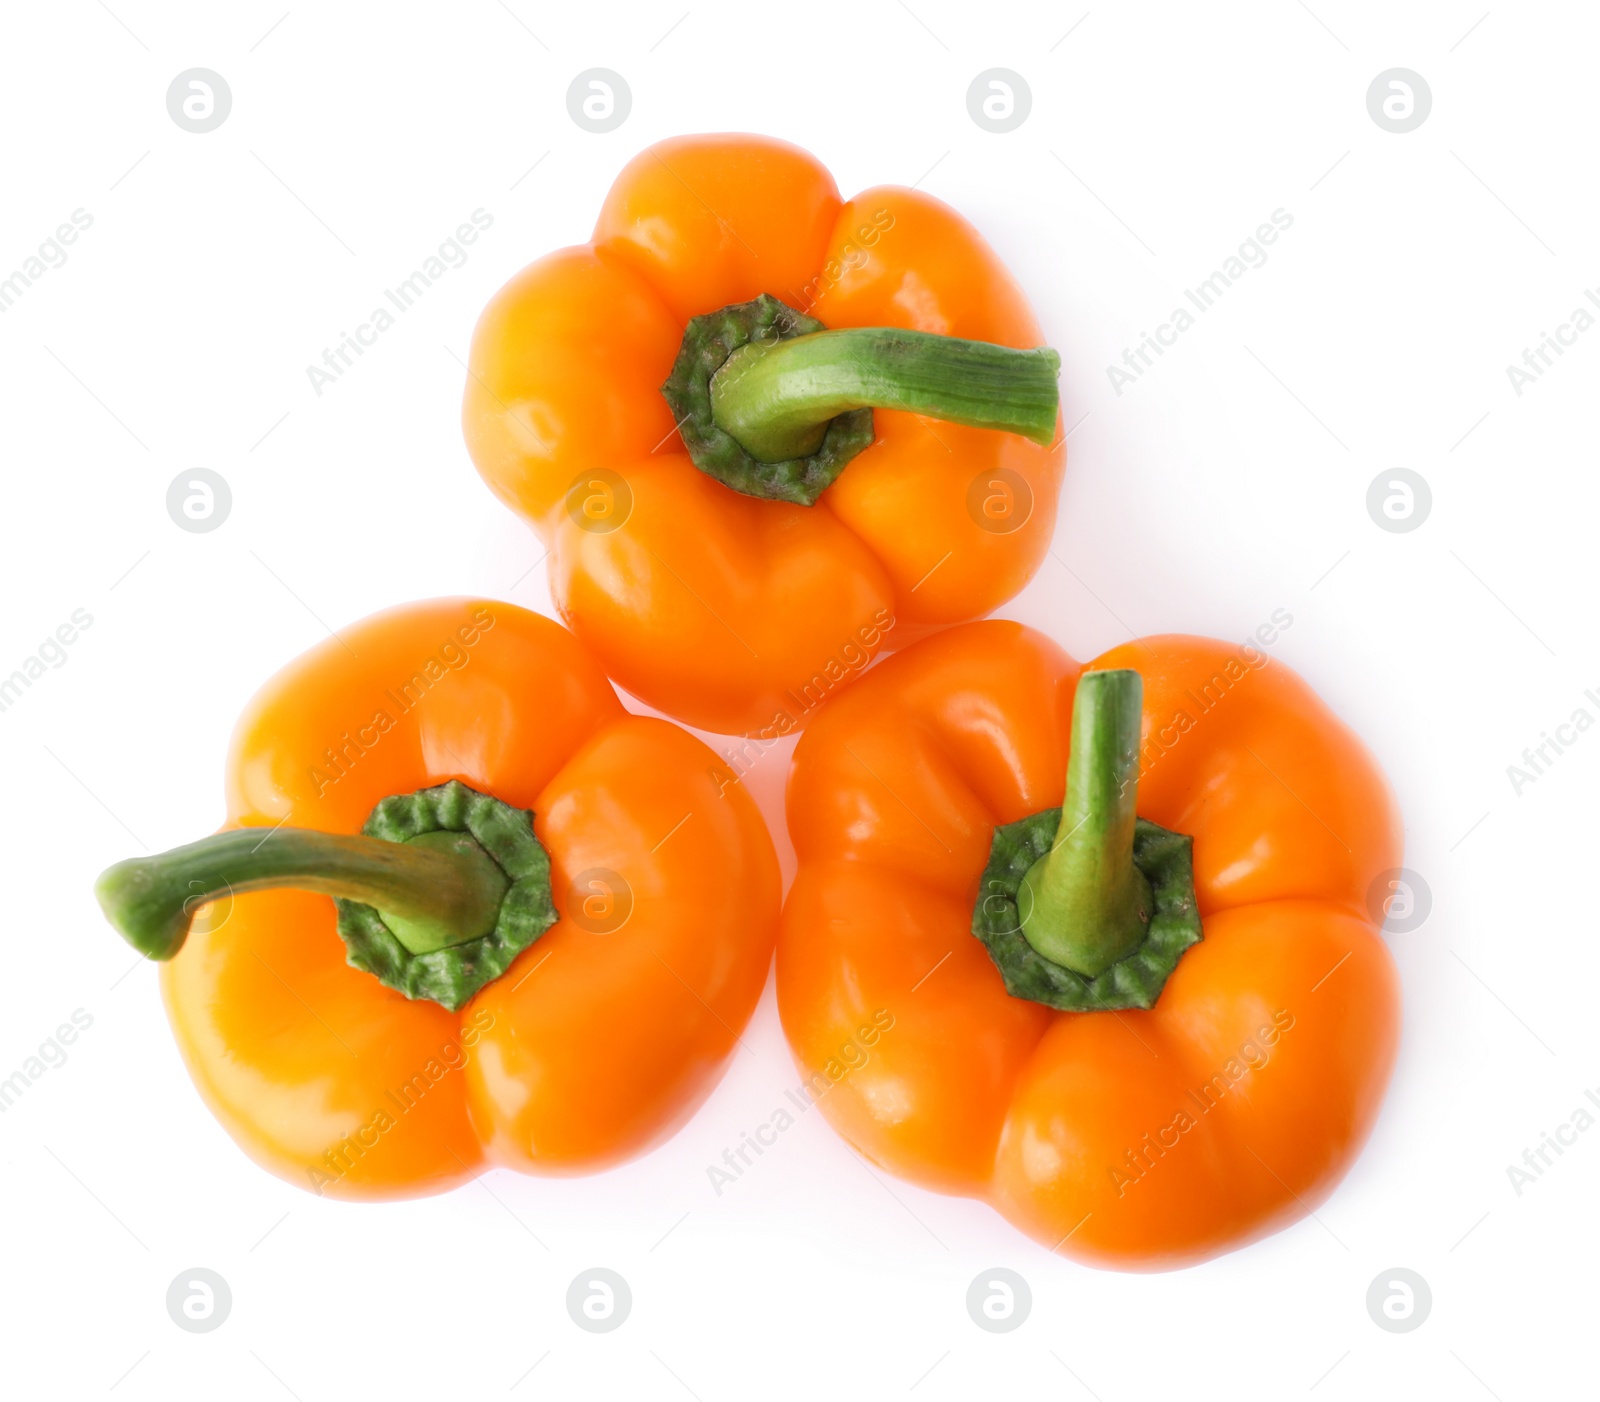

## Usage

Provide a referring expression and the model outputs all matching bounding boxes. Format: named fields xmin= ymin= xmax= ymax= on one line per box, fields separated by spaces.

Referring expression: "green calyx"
xmin=335 ymin=782 xmax=557 ymax=1009
xmin=661 ymin=294 xmax=1061 ymax=507
xmin=94 ymin=780 xmax=557 ymax=1012
xmin=662 ymin=295 xmax=873 ymax=506
xmin=971 ymin=670 xmax=1202 ymax=1011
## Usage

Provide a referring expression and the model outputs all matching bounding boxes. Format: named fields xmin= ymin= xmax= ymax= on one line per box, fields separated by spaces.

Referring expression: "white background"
xmin=2 ymin=2 xmax=1595 ymax=1397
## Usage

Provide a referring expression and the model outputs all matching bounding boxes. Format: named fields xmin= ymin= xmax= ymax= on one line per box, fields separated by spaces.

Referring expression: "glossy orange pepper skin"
xmin=777 ymin=622 xmax=1402 ymax=1270
xmin=462 ymin=134 xmax=1064 ymax=737
xmin=162 ymin=599 xmax=779 ymax=1199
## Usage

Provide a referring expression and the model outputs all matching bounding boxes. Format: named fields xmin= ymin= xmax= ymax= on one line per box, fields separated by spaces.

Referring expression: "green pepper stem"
xmin=708 ymin=328 xmax=1060 ymax=463
xmin=95 ymin=827 xmax=510 ymax=962
xmin=1018 ymin=669 xmax=1152 ymax=977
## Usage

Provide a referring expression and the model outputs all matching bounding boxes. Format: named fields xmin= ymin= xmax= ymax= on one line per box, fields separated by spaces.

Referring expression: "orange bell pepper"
xmin=778 ymin=621 xmax=1402 ymax=1270
xmin=462 ymin=133 xmax=1065 ymax=737
xmin=95 ymin=599 xmax=779 ymax=1198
